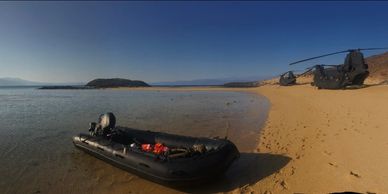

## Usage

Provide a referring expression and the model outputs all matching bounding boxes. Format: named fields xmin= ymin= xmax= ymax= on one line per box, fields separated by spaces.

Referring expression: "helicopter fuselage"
xmin=311 ymin=50 xmax=369 ymax=89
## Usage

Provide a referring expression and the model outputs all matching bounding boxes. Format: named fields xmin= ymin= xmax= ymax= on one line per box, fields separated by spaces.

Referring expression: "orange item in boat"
xmin=153 ymin=143 xmax=164 ymax=154
xmin=142 ymin=144 xmax=152 ymax=152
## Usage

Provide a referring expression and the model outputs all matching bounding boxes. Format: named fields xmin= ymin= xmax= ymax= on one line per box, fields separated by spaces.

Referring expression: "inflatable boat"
xmin=72 ymin=113 xmax=240 ymax=185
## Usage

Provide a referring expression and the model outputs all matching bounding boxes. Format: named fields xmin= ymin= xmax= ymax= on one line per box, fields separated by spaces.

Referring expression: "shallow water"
xmin=0 ymin=87 xmax=269 ymax=194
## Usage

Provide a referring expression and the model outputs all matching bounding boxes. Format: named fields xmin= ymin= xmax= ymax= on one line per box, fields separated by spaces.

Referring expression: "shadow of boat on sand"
xmin=174 ymin=152 xmax=291 ymax=193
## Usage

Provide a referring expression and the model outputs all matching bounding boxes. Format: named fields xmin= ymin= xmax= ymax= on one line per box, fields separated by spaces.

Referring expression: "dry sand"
xmin=245 ymin=83 xmax=388 ymax=194
xmin=118 ymin=83 xmax=388 ymax=193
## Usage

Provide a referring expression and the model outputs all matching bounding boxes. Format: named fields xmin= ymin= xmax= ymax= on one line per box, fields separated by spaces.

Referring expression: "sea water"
xmin=0 ymin=87 xmax=269 ymax=193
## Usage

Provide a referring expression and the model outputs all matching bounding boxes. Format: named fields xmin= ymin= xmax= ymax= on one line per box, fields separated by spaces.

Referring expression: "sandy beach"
xmin=242 ymin=83 xmax=388 ymax=194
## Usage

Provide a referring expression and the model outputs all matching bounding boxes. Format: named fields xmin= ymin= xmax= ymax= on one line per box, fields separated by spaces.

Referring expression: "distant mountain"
xmin=0 ymin=77 xmax=44 ymax=86
xmin=151 ymin=76 xmax=270 ymax=86
xmin=0 ymin=77 xmax=83 ymax=86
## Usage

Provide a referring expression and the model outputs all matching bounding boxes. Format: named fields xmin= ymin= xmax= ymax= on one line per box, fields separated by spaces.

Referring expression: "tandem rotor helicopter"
xmin=279 ymin=48 xmax=388 ymax=89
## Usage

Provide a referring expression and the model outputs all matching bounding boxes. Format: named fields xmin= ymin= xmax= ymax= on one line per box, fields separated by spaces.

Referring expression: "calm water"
xmin=0 ymin=87 xmax=269 ymax=194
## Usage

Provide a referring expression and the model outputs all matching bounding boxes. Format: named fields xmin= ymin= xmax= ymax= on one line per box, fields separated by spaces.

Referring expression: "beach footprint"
xmin=350 ymin=170 xmax=361 ymax=178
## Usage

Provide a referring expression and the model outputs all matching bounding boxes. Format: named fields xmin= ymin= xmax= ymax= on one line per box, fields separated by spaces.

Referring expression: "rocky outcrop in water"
xmin=86 ymin=78 xmax=150 ymax=88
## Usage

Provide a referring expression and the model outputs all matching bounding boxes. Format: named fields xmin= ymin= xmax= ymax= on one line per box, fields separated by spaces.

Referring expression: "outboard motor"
xmin=89 ymin=112 xmax=116 ymax=137
xmin=99 ymin=112 xmax=116 ymax=130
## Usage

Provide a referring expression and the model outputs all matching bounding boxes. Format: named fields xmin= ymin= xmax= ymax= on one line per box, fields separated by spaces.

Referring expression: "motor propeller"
xmin=289 ymin=47 xmax=388 ymax=66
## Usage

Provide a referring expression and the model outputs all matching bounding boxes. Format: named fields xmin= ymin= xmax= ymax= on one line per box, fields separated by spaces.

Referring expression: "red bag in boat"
xmin=141 ymin=144 xmax=152 ymax=152
xmin=153 ymin=143 xmax=169 ymax=154
xmin=153 ymin=143 xmax=164 ymax=154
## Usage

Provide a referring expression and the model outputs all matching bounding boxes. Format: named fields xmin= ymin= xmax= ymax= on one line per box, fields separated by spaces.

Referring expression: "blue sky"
xmin=0 ymin=1 xmax=388 ymax=83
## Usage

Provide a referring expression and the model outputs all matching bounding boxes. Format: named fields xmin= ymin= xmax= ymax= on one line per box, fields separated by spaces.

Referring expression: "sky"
xmin=1 ymin=1 xmax=388 ymax=83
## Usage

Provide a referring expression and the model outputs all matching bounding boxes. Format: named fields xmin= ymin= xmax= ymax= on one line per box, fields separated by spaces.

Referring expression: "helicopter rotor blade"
xmin=289 ymin=47 xmax=388 ymax=66
xmin=357 ymin=47 xmax=388 ymax=51
xmin=297 ymin=68 xmax=315 ymax=77
xmin=289 ymin=50 xmax=349 ymax=65
xmin=295 ymin=64 xmax=322 ymax=77
xmin=296 ymin=64 xmax=342 ymax=77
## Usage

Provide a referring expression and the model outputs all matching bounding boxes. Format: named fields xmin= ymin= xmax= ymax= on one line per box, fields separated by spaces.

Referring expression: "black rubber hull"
xmin=72 ymin=127 xmax=240 ymax=185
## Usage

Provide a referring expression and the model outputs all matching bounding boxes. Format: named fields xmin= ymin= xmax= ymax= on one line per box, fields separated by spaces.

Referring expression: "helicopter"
xmin=279 ymin=48 xmax=388 ymax=89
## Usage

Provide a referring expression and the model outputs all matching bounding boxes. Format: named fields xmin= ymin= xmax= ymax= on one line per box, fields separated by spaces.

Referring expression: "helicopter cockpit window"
xmin=284 ymin=72 xmax=293 ymax=78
